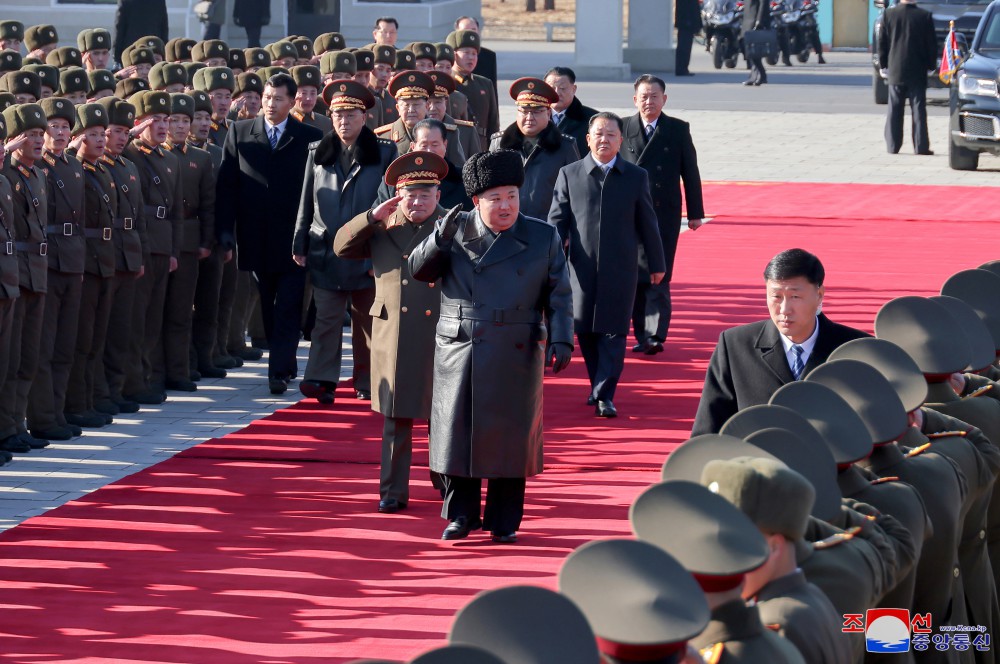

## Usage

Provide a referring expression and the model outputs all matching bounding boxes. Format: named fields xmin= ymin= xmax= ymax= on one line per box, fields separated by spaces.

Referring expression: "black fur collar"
xmin=313 ymin=125 xmax=382 ymax=167
xmin=497 ymin=121 xmax=563 ymax=153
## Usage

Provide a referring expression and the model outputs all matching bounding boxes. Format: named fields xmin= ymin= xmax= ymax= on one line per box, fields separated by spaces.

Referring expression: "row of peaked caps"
xmin=336 ymin=263 xmax=1000 ymax=661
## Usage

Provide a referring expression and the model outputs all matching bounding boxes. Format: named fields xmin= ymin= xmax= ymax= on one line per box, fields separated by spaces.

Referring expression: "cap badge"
xmin=221 ymin=72 xmax=228 ymax=79
xmin=339 ymin=83 xmax=347 ymax=91
xmin=527 ymin=82 xmax=534 ymax=89
xmin=415 ymin=156 xmax=423 ymax=165
xmin=408 ymin=75 xmax=415 ymax=82
xmin=22 ymin=77 xmax=28 ymax=84
xmin=95 ymin=109 xmax=102 ymax=116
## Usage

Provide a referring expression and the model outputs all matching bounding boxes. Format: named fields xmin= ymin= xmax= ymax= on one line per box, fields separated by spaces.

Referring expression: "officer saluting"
xmin=0 ymin=113 xmax=19 ymax=466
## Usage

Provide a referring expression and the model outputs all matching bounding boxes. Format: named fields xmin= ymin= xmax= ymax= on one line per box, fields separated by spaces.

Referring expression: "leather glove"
xmin=437 ymin=204 xmax=463 ymax=244
xmin=547 ymin=342 xmax=572 ymax=374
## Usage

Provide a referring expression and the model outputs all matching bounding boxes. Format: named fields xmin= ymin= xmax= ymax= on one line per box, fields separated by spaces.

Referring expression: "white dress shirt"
xmin=264 ymin=116 xmax=289 ymax=145
xmin=779 ymin=316 xmax=820 ymax=374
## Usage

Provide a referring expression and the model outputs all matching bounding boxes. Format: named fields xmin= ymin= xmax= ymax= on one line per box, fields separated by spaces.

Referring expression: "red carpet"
xmin=2 ymin=182 xmax=1000 ymax=663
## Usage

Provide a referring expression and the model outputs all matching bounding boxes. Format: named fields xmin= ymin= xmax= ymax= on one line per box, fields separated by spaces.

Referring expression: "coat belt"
xmin=439 ymin=303 xmax=541 ymax=325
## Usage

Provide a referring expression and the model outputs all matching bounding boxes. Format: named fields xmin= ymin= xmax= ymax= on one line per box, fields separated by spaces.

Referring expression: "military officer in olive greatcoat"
xmin=0 ymin=113 xmax=20 ymax=465
xmin=375 ymin=70 xmax=470 ymax=165
xmin=445 ymin=30 xmax=498 ymax=148
xmin=290 ymin=65 xmax=331 ymax=134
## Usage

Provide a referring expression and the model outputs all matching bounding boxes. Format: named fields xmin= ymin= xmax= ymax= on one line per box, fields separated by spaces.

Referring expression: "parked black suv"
xmin=949 ymin=0 xmax=1000 ymax=169
xmin=872 ymin=0 xmax=989 ymax=104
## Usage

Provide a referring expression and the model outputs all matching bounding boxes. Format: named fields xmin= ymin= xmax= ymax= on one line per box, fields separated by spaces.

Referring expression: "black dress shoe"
xmin=18 ymin=432 xmax=49 ymax=449
xmin=91 ymin=410 xmax=114 ymax=425
xmin=643 ymin=340 xmax=664 ymax=355
xmin=917 ymin=150 xmax=934 ymax=155
xmin=441 ymin=516 xmax=482 ymax=540
xmin=198 ymin=365 xmax=227 ymax=379
xmin=356 ymin=389 xmax=371 ymax=401
xmin=675 ymin=71 xmax=695 ymax=77
xmin=30 ymin=427 xmax=73 ymax=441
xmin=189 ymin=370 xmax=202 ymax=382
xmin=127 ymin=390 xmax=165 ymax=405
xmin=300 ymin=379 xmax=336 ymax=404
xmin=586 ymin=395 xmax=597 ymax=406
xmin=742 ymin=79 xmax=757 ymax=86
xmin=113 ymin=398 xmax=140 ymax=414
xmin=65 ymin=411 xmax=107 ymax=428
xmin=631 ymin=343 xmax=647 ymax=353
xmin=491 ymin=532 xmax=518 ymax=544
xmin=269 ymin=377 xmax=289 ymax=395
xmin=818 ymin=54 xmax=826 ymax=64
xmin=378 ymin=498 xmax=407 ymax=514
xmin=94 ymin=399 xmax=120 ymax=416
xmin=596 ymin=400 xmax=618 ymax=418
xmin=1 ymin=434 xmax=30 ymax=453
xmin=166 ymin=379 xmax=198 ymax=392
xmin=64 ymin=424 xmax=82 ymax=437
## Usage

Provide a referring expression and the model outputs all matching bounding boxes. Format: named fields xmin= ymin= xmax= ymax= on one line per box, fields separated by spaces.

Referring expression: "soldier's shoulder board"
xmin=443 ymin=122 xmax=457 ymax=131
xmin=374 ymin=123 xmax=393 ymax=134
xmin=376 ymin=138 xmax=395 ymax=146
xmin=869 ymin=476 xmax=901 ymax=486
xmin=455 ymin=119 xmax=475 ymax=127
xmin=963 ymin=384 xmax=994 ymax=399
xmin=927 ymin=430 xmax=967 ymax=439
xmin=906 ymin=443 xmax=932 ymax=458
xmin=814 ymin=525 xmax=862 ymax=550
xmin=700 ymin=643 xmax=724 ymax=664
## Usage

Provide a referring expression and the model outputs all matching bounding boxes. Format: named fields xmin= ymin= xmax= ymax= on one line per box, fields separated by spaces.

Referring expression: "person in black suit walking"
xmin=548 ymin=112 xmax=666 ymax=418
xmin=878 ymin=0 xmax=937 ymax=155
xmin=544 ymin=66 xmax=598 ymax=158
xmin=621 ymin=74 xmax=704 ymax=356
xmin=215 ymin=73 xmax=324 ymax=394
xmin=675 ymin=0 xmax=702 ymax=76
xmin=743 ymin=0 xmax=771 ymax=85
xmin=113 ymin=0 xmax=167 ymax=68
xmin=691 ymin=249 xmax=869 ymax=435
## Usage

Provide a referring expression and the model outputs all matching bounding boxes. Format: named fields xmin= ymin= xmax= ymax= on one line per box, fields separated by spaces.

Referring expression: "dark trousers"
xmin=137 ymin=254 xmax=170 ymax=390
xmin=885 ymin=83 xmax=930 ymax=154
xmin=192 ymin=251 xmax=223 ymax=367
xmin=102 ymin=271 xmax=138 ymax=401
xmin=0 ymin=290 xmax=45 ymax=437
xmin=216 ymin=252 xmax=239 ymax=358
xmin=442 ymin=475 xmax=526 ymax=534
xmin=163 ymin=252 xmax=199 ymax=382
xmin=244 ymin=25 xmax=262 ymax=48
xmin=578 ymin=332 xmax=628 ymax=402
xmin=202 ymin=22 xmax=222 ymax=40
xmin=748 ymin=55 xmax=767 ymax=84
xmin=0 ymin=298 xmax=14 ymax=435
xmin=228 ymin=268 xmax=258 ymax=352
xmin=27 ymin=271 xmax=81 ymax=430
xmin=631 ymin=280 xmax=672 ymax=344
xmin=254 ymin=268 xmax=306 ymax=380
xmin=676 ymin=28 xmax=695 ymax=74
xmin=66 ymin=275 xmax=113 ymax=414
xmin=381 ymin=416 xmax=414 ymax=503
xmin=305 ymin=285 xmax=374 ymax=390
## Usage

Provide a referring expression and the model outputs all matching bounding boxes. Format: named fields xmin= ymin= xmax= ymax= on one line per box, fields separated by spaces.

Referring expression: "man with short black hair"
xmin=372 ymin=17 xmax=399 ymax=47
xmin=691 ymin=248 xmax=869 ymax=435
xmin=878 ymin=0 xmax=937 ymax=155
xmin=454 ymin=16 xmax=498 ymax=95
xmin=544 ymin=66 xmax=598 ymax=158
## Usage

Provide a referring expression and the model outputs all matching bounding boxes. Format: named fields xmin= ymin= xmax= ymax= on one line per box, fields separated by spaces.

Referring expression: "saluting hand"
xmin=130 ymin=117 xmax=154 ymax=138
xmin=370 ymin=195 xmax=402 ymax=228
xmin=116 ymin=65 xmax=138 ymax=80
xmin=437 ymin=204 xmax=463 ymax=243
xmin=4 ymin=135 xmax=29 ymax=154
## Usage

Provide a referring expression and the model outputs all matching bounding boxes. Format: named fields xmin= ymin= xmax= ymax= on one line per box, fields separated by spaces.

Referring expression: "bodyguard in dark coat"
xmin=114 ymin=0 xmax=168 ymax=68
xmin=334 ymin=151 xmax=448 ymax=514
xmin=691 ymin=249 xmax=869 ymax=435
xmin=676 ymin=0 xmax=703 ymax=76
xmin=292 ymin=80 xmax=395 ymax=403
xmin=233 ymin=0 xmax=269 ymax=49
xmin=742 ymin=0 xmax=771 ymax=85
xmin=877 ymin=0 xmax=937 ymax=154
xmin=408 ymin=149 xmax=573 ymax=543
xmin=548 ymin=112 xmax=665 ymax=418
xmin=622 ymin=74 xmax=704 ymax=355
xmin=545 ymin=67 xmax=599 ymax=158
xmin=216 ymin=72 xmax=323 ymax=393
xmin=489 ymin=77 xmax=579 ymax=221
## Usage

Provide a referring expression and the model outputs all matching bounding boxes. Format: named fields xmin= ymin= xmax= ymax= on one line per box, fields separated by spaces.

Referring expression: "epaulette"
xmin=814 ymin=526 xmax=862 ymax=550
xmin=700 ymin=643 xmax=724 ymax=664
xmin=42 ymin=153 xmax=56 ymax=167
xmin=907 ymin=443 xmax=932 ymax=457
xmin=374 ymin=123 xmax=393 ymax=134
xmin=291 ymin=109 xmax=304 ymax=122
xmin=765 ymin=623 xmax=782 ymax=633
xmin=443 ymin=122 xmax=457 ymax=131
xmin=81 ymin=161 xmax=96 ymax=173
xmin=100 ymin=155 xmax=115 ymax=166
xmin=870 ymin=476 xmax=900 ymax=486
xmin=210 ymin=120 xmax=219 ymax=131
xmin=455 ymin=119 xmax=475 ymax=127
xmin=964 ymin=384 xmax=994 ymax=399
xmin=927 ymin=430 xmax=967 ymax=439
xmin=376 ymin=137 xmax=394 ymax=145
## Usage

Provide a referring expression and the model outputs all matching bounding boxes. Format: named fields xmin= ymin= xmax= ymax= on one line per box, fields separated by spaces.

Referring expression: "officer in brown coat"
xmin=446 ymin=30 xmax=498 ymax=148
xmin=334 ymin=151 xmax=448 ymax=514
xmin=0 ymin=113 xmax=20 ymax=465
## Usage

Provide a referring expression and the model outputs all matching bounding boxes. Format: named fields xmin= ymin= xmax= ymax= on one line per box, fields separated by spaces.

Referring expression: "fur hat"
xmin=462 ymin=149 xmax=524 ymax=197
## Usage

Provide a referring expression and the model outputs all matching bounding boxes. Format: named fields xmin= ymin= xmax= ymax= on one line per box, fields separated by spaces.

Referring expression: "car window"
xmin=984 ymin=13 xmax=1000 ymax=47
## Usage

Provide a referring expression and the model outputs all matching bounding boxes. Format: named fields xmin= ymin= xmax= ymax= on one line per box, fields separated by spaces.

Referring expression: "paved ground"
xmin=1 ymin=39 xmax=996 ymax=533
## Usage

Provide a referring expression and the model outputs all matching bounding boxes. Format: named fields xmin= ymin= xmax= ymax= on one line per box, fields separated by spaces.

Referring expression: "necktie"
xmin=791 ymin=344 xmax=805 ymax=380
xmin=553 ymin=111 xmax=564 ymax=126
xmin=645 ymin=124 xmax=655 ymax=139
xmin=269 ymin=126 xmax=279 ymax=149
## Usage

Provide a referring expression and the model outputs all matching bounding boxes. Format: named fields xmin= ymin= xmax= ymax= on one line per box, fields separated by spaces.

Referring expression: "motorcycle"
xmin=701 ymin=0 xmax=744 ymax=69
xmin=778 ymin=0 xmax=820 ymax=64
xmin=768 ymin=0 xmax=786 ymax=65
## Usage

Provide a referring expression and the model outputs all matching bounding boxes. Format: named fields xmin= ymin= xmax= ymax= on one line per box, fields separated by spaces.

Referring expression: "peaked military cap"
xmin=98 ymin=96 xmax=136 ymax=127
xmin=929 ymin=295 xmax=995 ymax=371
xmin=165 ymin=37 xmax=196 ymax=63
xmin=266 ymin=40 xmax=298 ymax=62
xmin=234 ymin=72 xmax=263 ymax=98
xmin=0 ymin=21 xmax=24 ymax=43
xmin=721 ymin=406 xmax=841 ymax=521
xmin=313 ymin=32 xmax=346 ymax=55
xmin=631 ymin=480 xmax=768 ymax=590
xmin=321 ymin=50 xmax=356 ymax=76
xmin=72 ymin=102 xmax=108 ymax=135
xmin=59 ymin=67 xmax=90 ymax=96
xmin=446 ymin=30 xmax=481 ymax=52
xmin=77 ymin=28 xmax=111 ymax=53
xmin=407 ymin=41 xmax=438 ymax=63
xmin=46 ymin=46 xmax=82 ymax=69
xmin=228 ymin=48 xmax=247 ymax=72
xmin=133 ymin=35 xmax=165 ymax=58
xmin=183 ymin=61 xmax=207 ymax=85
xmin=355 ymin=49 xmax=375 ymax=72
xmin=129 ymin=90 xmax=171 ymax=118
xmin=149 ymin=62 xmax=187 ymax=91
xmin=661 ymin=433 xmax=779 ymax=481
xmin=290 ymin=65 xmax=321 ymax=89
xmin=770 ymin=380 xmax=873 ymax=463
xmin=875 ymin=296 xmax=971 ymax=376
xmin=385 ymin=151 xmax=448 ymax=189
xmin=40 ymin=95 xmax=76 ymax=124
xmin=290 ymin=37 xmax=313 ymax=60
xmin=2 ymin=103 xmax=47 ymax=137
xmin=701 ymin=455 xmax=815 ymax=541
xmin=0 ymin=92 xmax=15 ymax=114
xmin=24 ymin=24 xmax=58 ymax=51
xmin=192 ymin=39 xmax=229 ymax=63
xmin=830 ymin=338 xmax=928 ymax=412
xmin=122 ymin=46 xmax=156 ymax=68
xmin=193 ymin=66 xmax=235 ymax=93
xmin=427 ymin=71 xmax=455 ymax=97
xmin=942 ymin=268 xmax=1000 ymax=352
xmin=0 ymin=50 xmax=21 ymax=73
xmin=394 ymin=49 xmax=415 ymax=71
xmin=322 ymin=78 xmax=375 ymax=110
xmin=189 ymin=89 xmax=213 ymax=114
xmin=435 ymin=42 xmax=455 ymax=63
xmin=509 ymin=77 xmax=558 ymax=106
xmin=449 ymin=586 xmax=601 ymax=664
xmin=169 ymin=92 xmax=195 ymax=119
xmin=2 ymin=71 xmax=42 ymax=100
xmin=22 ymin=64 xmax=57 ymax=92
xmin=244 ymin=47 xmax=271 ymax=69
xmin=372 ymin=44 xmax=395 ymax=66
xmin=115 ymin=77 xmax=148 ymax=99
xmin=808 ymin=359 xmax=909 ymax=445
xmin=463 ymin=149 xmax=524 ymax=197
xmin=388 ymin=70 xmax=434 ymax=100
xmin=560 ymin=539 xmax=710 ymax=662
xmin=410 ymin=645 xmax=506 ymax=664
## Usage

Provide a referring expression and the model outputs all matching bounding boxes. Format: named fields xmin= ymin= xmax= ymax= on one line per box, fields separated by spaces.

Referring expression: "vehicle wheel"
xmin=797 ymin=50 xmax=809 ymax=63
xmin=873 ymin=69 xmax=888 ymax=105
xmin=949 ymin=136 xmax=980 ymax=171
xmin=712 ymin=36 xmax=724 ymax=69
xmin=766 ymin=52 xmax=779 ymax=66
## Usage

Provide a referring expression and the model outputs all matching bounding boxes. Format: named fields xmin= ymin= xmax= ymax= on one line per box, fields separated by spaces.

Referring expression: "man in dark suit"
xmin=544 ymin=66 xmax=598 ymax=158
xmin=675 ymin=0 xmax=702 ymax=76
xmin=548 ymin=112 xmax=666 ymax=418
xmin=621 ymin=74 xmax=704 ymax=356
xmin=877 ymin=0 xmax=937 ymax=155
xmin=691 ymin=249 xmax=869 ymax=435
xmin=742 ymin=0 xmax=771 ymax=85
xmin=114 ymin=0 xmax=167 ymax=68
xmin=215 ymin=73 xmax=324 ymax=394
